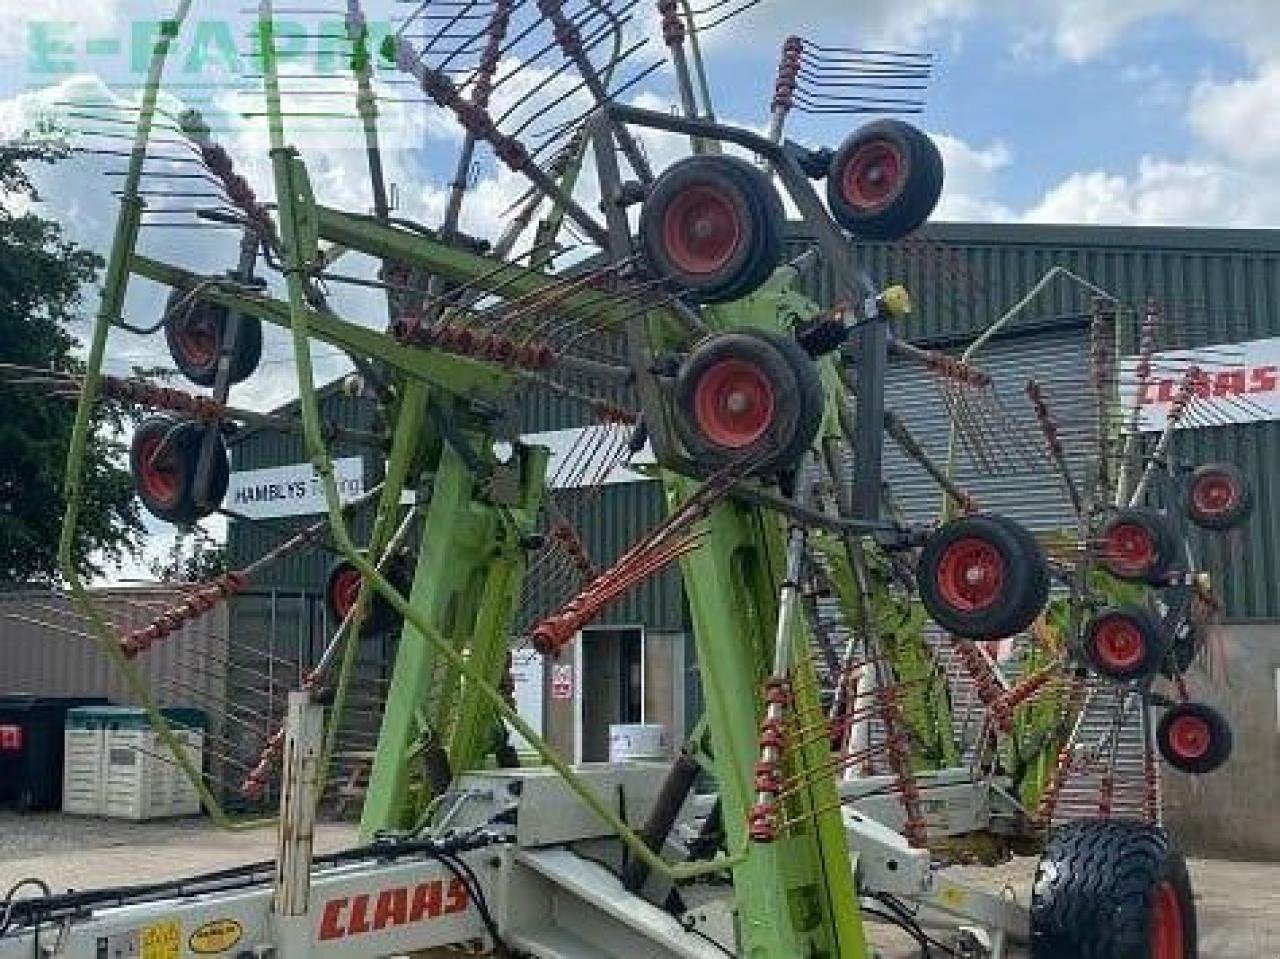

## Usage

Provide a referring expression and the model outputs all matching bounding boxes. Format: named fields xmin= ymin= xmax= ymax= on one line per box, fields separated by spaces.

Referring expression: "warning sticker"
xmin=140 ymin=920 xmax=180 ymax=959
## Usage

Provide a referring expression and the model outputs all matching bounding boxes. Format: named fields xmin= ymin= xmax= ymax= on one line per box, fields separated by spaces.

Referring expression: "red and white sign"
xmin=1119 ymin=336 xmax=1280 ymax=433
xmin=551 ymin=663 xmax=575 ymax=700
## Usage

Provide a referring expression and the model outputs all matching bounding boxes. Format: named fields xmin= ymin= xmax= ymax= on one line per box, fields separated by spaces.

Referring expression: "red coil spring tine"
xmin=657 ymin=0 xmax=685 ymax=46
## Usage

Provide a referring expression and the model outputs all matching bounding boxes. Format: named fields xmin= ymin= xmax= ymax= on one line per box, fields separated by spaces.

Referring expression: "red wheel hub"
xmin=1167 ymin=714 xmax=1211 ymax=761
xmin=136 ymin=434 xmax=183 ymax=507
xmin=1092 ymin=614 xmax=1146 ymax=672
xmin=330 ymin=568 xmax=363 ymax=621
xmin=692 ymin=358 xmax=776 ymax=449
xmin=1151 ymin=880 xmax=1186 ymax=959
xmin=1101 ymin=521 xmax=1157 ymax=576
xmin=841 ymin=140 xmax=906 ymax=212
xmin=935 ymin=537 xmax=1006 ymax=612
xmin=662 ymin=185 xmax=743 ymax=276
xmin=1192 ymin=472 xmax=1238 ymax=517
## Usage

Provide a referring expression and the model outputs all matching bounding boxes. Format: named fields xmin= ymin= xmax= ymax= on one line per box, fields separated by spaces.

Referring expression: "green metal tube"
xmin=255 ymin=0 xmax=737 ymax=882
xmin=55 ymin=1 xmax=265 ymax=829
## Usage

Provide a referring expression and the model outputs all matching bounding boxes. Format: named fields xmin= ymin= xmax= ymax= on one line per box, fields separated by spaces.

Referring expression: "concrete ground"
xmin=2 ymin=813 xmax=1278 ymax=957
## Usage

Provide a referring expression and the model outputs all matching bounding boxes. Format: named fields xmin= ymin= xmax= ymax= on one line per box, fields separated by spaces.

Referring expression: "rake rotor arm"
xmin=128 ymin=254 xmax=513 ymax=401
xmin=313 ymin=205 xmax=664 ymax=332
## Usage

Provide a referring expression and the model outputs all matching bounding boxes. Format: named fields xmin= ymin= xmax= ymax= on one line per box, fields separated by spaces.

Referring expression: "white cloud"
xmin=1188 ymin=61 xmax=1280 ymax=167
xmin=930 ymin=133 xmax=1015 ymax=222
xmin=728 ymin=0 xmax=973 ymax=52
xmin=1021 ymin=156 xmax=1280 ymax=227
xmin=0 ymin=0 xmax=121 ymax=60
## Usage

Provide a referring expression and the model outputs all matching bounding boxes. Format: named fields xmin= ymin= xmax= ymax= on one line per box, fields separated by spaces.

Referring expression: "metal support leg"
xmin=849 ymin=318 xmax=888 ymax=520
xmin=272 ymin=691 xmax=324 ymax=959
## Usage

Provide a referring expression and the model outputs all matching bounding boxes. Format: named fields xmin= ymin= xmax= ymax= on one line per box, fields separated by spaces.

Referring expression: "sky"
xmin=0 ymin=0 xmax=1278 ymax=579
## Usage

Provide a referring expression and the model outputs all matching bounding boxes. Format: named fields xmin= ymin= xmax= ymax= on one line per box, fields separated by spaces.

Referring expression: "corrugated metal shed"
xmin=0 ymin=587 xmax=227 ymax=708
xmin=226 ymin=382 xmax=380 ymax=588
xmin=807 ymin=223 xmax=1280 ymax=620
xmin=799 ymin=222 xmax=1280 ymax=347
xmin=880 ymin=322 xmax=1095 ymax=533
xmin=227 ymin=222 xmax=1280 ymax=621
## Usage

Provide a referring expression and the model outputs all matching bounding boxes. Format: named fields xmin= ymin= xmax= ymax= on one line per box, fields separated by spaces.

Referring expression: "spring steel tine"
xmin=491 ymin=13 xmax=631 ymax=125
xmin=804 ymin=41 xmax=932 ymax=59
xmin=535 ymin=0 xmax=653 ymax=182
xmin=690 ymin=0 xmax=761 ymax=32
xmin=395 ymin=37 xmax=611 ymax=247
xmin=552 ymin=421 xmax=609 ymax=486
xmin=485 ymin=0 xmax=624 ymax=91
xmin=522 ymin=55 xmax=662 ymax=143
xmin=1027 ymin=379 xmax=1085 ymax=517
xmin=798 ymin=56 xmax=932 ymax=79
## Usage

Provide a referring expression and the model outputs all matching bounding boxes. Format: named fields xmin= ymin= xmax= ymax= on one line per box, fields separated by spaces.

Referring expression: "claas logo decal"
xmin=1140 ymin=365 xmax=1278 ymax=405
xmin=318 ymin=878 xmax=469 ymax=940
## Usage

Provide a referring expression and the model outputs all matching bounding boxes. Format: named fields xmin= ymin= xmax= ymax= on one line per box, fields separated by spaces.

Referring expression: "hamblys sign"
xmin=225 ymin=457 xmax=365 ymax=519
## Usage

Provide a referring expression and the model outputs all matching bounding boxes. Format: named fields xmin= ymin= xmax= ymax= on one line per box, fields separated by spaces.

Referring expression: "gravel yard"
xmin=2 ymin=813 xmax=1278 ymax=957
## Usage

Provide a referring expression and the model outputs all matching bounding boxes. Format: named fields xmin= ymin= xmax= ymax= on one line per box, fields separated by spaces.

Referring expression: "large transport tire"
xmin=673 ymin=328 xmax=823 ymax=475
xmin=1184 ymin=462 xmax=1252 ymax=531
xmin=1083 ymin=605 xmax=1165 ymax=683
xmin=1031 ymin=819 xmax=1196 ymax=959
xmin=163 ymin=289 xmax=263 ymax=387
xmin=1156 ymin=701 xmax=1233 ymax=775
xmin=1097 ymin=507 xmax=1177 ymax=585
xmin=130 ymin=416 xmax=229 ymax=526
xmin=639 ymin=155 xmax=784 ymax=304
xmin=917 ymin=513 xmax=1049 ymax=640
xmin=826 ymin=119 xmax=944 ymax=241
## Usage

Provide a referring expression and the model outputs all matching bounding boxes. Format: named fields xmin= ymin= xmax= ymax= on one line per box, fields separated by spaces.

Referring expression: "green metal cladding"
xmin=229 ymin=222 xmax=1280 ymax=620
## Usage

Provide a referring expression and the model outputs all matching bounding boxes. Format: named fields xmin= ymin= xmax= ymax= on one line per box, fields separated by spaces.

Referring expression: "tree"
xmin=0 ymin=139 xmax=143 ymax=583
xmin=150 ymin=526 xmax=229 ymax=584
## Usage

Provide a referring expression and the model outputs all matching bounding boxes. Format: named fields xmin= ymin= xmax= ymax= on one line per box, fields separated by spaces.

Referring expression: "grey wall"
xmin=1163 ymin=624 xmax=1280 ymax=860
xmin=0 ymin=588 xmax=227 ymax=711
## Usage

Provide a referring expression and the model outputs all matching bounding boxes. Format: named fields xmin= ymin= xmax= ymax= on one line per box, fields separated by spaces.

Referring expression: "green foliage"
xmin=149 ymin=526 xmax=228 ymax=583
xmin=0 ymin=139 xmax=143 ymax=583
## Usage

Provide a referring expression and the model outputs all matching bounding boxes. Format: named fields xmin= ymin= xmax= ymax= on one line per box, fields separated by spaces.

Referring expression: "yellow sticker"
xmin=938 ymin=884 xmax=968 ymax=909
xmin=141 ymin=920 xmax=181 ymax=959
xmin=189 ymin=919 xmax=243 ymax=955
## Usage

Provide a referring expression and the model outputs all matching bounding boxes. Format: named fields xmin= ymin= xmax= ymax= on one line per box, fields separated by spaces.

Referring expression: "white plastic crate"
xmin=63 ymin=707 xmax=205 ymax=819
xmin=166 ymin=727 xmax=204 ymax=816
xmin=62 ymin=721 xmax=105 ymax=815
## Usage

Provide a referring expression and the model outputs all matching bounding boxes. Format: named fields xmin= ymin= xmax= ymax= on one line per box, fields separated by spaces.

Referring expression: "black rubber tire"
xmin=1082 ymin=605 xmax=1165 ymax=683
xmin=714 ymin=156 xmax=786 ymax=302
xmin=163 ymin=289 xmax=264 ymax=387
xmin=1097 ymin=507 xmax=1178 ymax=585
xmin=325 ymin=558 xmax=401 ymax=636
xmin=1031 ymin=819 xmax=1197 ymax=959
xmin=639 ymin=156 xmax=783 ymax=304
xmin=129 ymin=416 xmax=230 ymax=526
xmin=917 ymin=513 xmax=1049 ymax=640
xmin=673 ymin=328 xmax=823 ymax=475
xmin=826 ymin=119 xmax=944 ymax=242
xmin=1157 ymin=701 xmax=1233 ymax=775
xmin=1184 ymin=462 xmax=1253 ymax=531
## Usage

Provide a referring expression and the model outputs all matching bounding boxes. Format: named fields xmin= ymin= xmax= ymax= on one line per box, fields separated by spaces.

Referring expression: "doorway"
xmin=577 ymin=626 xmax=644 ymax=761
